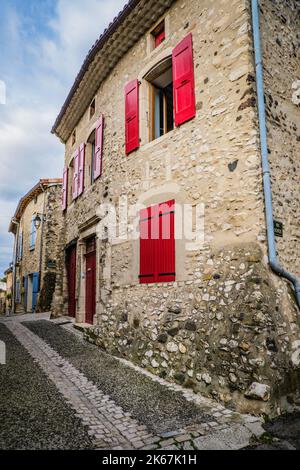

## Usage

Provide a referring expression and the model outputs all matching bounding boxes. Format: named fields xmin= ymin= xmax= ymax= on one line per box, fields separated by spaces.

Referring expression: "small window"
xmin=86 ymin=236 xmax=96 ymax=254
xmin=90 ymin=98 xmax=95 ymax=119
xmin=146 ymin=57 xmax=174 ymax=141
xmin=87 ymin=129 xmax=96 ymax=185
xmin=29 ymin=217 xmax=37 ymax=251
xmin=72 ymin=129 xmax=76 ymax=146
xmin=152 ymin=21 xmax=165 ymax=49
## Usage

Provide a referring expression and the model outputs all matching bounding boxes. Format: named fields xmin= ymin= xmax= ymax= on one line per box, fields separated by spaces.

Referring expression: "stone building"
xmin=51 ymin=0 xmax=300 ymax=414
xmin=9 ymin=179 xmax=63 ymax=314
xmin=0 ymin=281 xmax=6 ymax=314
xmin=2 ymin=266 xmax=13 ymax=314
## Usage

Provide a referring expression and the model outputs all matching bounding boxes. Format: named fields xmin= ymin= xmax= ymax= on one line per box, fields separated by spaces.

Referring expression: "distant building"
xmin=4 ymin=266 xmax=13 ymax=314
xmin=9 ymin=179 xmax=63 ymax=314
xmin=0 ymin=282 xmax=6 ymax=314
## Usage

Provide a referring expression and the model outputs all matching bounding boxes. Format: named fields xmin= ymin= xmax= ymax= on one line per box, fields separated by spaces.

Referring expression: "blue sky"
xmin=0 ymin=0 xmax=126 ymax=277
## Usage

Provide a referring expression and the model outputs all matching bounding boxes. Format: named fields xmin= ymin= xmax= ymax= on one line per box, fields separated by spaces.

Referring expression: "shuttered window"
xmin=125 ymin=79 xmax=139 ymax=154
xmin=29 ymin=217 xmax=36 ymax=250
xmin=94 ymin=115 xmax=104 ymax=180
xmin=78 ymin=143 xmax=85 ymax=196
xmin=62 ymin=166 xmax=68 ymax=211
xmin=172 ymin=33 xmax=196 ymax=126
xmin=152 ymin=21 xmax=165 ymax=49
xmin=72 ymin=149 xmax=79 ymax=200
xmin=139 ymin=200 xmax=175 ymax=284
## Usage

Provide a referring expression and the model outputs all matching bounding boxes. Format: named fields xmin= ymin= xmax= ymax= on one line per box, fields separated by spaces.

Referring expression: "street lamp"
xmin=33 ymin=213 xmax=46 ymax=230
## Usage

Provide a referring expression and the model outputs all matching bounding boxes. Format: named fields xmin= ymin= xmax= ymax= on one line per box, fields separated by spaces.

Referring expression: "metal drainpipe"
xmin=38 ymin=184 xmax=47 ymax=298
xmin=11 ymin=219 xmax=19 ymax=314
xmin=251 ymin=0 xmax=300 ymax=308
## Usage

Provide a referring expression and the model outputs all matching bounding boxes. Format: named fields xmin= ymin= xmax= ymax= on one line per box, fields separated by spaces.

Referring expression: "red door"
xmin=85 ymin=238 xmax=96 ymax=324
xmin=66 ymin=245 xmax=77 ymax=317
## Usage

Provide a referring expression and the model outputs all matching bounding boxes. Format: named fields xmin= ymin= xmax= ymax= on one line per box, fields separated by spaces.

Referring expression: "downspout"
xmin=251 ymin=0 xmax=300 ymax=308
xmin=38 ymin=183 xmax=47 ymax=295
xmin=11 ymin=220 xmax=19 ymax=314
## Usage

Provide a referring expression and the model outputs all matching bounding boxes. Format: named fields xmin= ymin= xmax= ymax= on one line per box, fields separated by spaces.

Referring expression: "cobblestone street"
xmin=0 ymin=313 xmax=267 ymax=450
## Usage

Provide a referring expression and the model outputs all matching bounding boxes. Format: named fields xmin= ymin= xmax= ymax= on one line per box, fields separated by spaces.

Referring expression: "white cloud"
xmin=0 ymin=81 xmax=6 ymax=105
xmin=41 ymin=0 xmax=126 ymax=83
xmin=0 ymin=0 xmax=127 ymax=275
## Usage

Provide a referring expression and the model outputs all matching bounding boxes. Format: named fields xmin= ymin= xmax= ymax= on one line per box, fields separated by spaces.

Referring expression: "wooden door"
xmin=66 ymin=245 xmax=77 ymax=317
xmin=85 ymin=238 xmax=96 ymax=324
xmin=32 ymin=272 xmax=39 ymax=312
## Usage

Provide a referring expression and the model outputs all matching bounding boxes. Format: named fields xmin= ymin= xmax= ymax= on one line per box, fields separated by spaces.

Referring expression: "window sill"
xmin=140 ymin=128 xmax=176 ymax=152
xmin=65 ymin=182 xmax=99 ymax=211
xmin=149 ymin=39 xmax=167 ymax=57
xmin=112 ymin=280 xmax=177 ymax=289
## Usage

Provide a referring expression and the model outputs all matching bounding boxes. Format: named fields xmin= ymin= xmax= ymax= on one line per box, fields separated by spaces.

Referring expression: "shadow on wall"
xmin=37 ymin=272 xmax=56 ymax=313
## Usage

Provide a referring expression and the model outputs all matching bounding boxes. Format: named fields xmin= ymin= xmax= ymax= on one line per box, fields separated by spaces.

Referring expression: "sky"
xmin=0 ymin=0 xmax=127 ymax=277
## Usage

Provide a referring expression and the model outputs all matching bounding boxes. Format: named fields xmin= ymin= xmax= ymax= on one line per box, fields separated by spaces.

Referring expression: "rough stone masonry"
xmin=51 ymin=0 xmax=300 ymax=416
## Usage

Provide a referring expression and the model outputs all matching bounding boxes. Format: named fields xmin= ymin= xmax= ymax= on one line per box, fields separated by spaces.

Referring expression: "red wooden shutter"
xmin=139 ymin=206 xmax=156 ymax=284
xmin=78 ymin=143 xmax=85 ymax=196
xmin=157 ymin=200 xmax=175 ymax=282
xmin=62 ymin=166 xmax=68 ymax=211
xmin=139 ymin=201 xmax=175 ymax=284
xmin=72 ymin=149 xmax=79 ymax=200
xmin=125 ymin=79 xmax=139 ymax=155
xmin=172 ymin=33 xmax=196 ymax=126
xmin=94 ymin=115 xmax=104 ymax=180
xmin=155 ymin=29 xmax=165 ymax=48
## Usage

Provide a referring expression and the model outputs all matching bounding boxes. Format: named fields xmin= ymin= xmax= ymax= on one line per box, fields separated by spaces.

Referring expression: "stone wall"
xmin=87 ymin=242 xmax=299 ymax=414
xmin=53 ymin=0 xmax=300 ymax=414
xmin=15 ymin=184 xmax=63 ymax=313
xmin=18 ymin=194 xmax=44 ymax=277
xmin=260 ymin=0 xmax=300 ymax=279
xmin=37 ymin=184 xmax=64 ymax=312
xmin=62 ymin=0 xmax=263 ymax=300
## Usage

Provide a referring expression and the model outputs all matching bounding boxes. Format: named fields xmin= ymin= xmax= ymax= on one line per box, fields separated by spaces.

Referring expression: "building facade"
xmin=9 ymin=179 xmax=63 ymax=314
xmin=52 ymin=0 xmax=300 ymax=414
xmin=0 ymin=282 xmax=6 ymax=314
xmin=1 ymin=266 xmax=13 ymax=315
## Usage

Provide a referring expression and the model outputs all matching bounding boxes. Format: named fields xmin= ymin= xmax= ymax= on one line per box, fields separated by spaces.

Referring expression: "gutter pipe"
xmin=251 ymin=0 xmax=300 ymax=308
xmin=11 ymin=219 xmax=19 ymax=314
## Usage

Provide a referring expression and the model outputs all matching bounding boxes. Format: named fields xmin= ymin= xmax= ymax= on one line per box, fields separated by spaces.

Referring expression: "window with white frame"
xmin=145 ymin=57 xmax=174 ymax=142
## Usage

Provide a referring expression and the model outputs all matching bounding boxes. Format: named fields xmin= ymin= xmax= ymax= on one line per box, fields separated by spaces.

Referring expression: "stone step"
xmin=15 ymin=305 xmax=25 ymax=314
xmin=74 ymin=322 xmax=92 ymax=332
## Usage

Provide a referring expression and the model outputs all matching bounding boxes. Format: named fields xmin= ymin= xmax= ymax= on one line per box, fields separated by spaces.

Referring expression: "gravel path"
xmin=24 ymin=320 xmax=211 ymax=435
xmin=0 ymin=323 xmax=94 ymax=450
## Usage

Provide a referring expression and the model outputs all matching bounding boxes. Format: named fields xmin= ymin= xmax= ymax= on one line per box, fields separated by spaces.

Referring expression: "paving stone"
xmin=2 ymin=315 xmax=265 ymax=451
xmin=160 ymin=438 xmax=176 ymax=447
xmin=193 ymin=424 xmax=254 ymax=450
xmin=160 ymin=430 xmax=181 ymax=438
xmin=182 ymin=441 xmax=195 ymax=450
xmin=175 ymin=434 xmax=192 ymax=443
xmin=4 ymin=321 xmax=148 ymax=450
xmin=145 ymin=436 xmax=161 ymax=444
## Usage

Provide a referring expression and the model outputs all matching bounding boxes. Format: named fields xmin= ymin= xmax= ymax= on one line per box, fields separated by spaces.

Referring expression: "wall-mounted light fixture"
xmin=33 ymin=213 xmax=46 ymax=230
